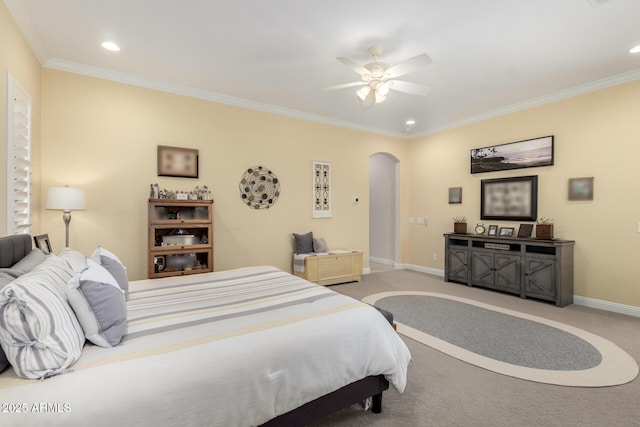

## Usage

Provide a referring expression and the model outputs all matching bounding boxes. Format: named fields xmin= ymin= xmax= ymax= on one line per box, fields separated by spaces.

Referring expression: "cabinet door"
xmin=494 ymin=254 xmax=520 ymax=293
xmin=447 ymin=248 xmax=469 ymax=283
xmin=524 ymin=257 xmax=556 ymax=300
xmin=470 ymin=251 xmax=495 ymax=288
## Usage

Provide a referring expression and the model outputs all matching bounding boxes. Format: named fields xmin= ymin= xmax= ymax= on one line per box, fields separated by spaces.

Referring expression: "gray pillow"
xmin=11 ymin=249 xmax=46 ymax=274
xmin=313 ymin=237 xmax=328 ymax=253
xmin=90 ymin=246 xmax=129 ymax=297
xmin=293 ymin=232 xmax=314 ymax=254
xmin=67 ymin=258 xmax=127 ymax=347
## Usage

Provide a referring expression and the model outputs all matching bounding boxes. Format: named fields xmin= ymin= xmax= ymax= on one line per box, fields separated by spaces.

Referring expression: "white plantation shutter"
xmin=6 ymin=74 xmax=32 ymax=235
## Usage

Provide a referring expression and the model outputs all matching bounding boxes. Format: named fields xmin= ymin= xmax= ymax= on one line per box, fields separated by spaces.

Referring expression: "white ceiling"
xmin=6 ymin=0 xmax=640 ymax=138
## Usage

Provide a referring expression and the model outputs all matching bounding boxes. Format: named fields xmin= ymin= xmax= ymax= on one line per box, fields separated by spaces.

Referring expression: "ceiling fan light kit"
xmin=330 ymin=45 xmax=432 ymax=108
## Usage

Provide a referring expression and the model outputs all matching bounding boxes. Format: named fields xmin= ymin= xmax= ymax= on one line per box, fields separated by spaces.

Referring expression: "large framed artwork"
xmin=157 ymin=145 xmax=199 ymax=178
xmin=312 ymin=161 xmax=332 ymax=218
xmin=480 ymin=175 xmax=538 ymax=221
xmin=471 ymin=135 xmax=553 ymax=174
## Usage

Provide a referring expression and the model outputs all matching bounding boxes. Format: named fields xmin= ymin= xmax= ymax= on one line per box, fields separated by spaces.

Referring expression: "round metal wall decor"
xmin=239 ymin=166 xmax=281 ymax=209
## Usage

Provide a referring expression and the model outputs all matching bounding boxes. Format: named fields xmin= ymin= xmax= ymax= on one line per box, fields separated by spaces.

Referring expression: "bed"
xmin=0 ymin=234 xmax=411 ymax=426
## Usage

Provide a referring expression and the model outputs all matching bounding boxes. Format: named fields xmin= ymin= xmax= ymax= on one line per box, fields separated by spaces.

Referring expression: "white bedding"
xmin=0 ymin=266 xmax=411 ymax=427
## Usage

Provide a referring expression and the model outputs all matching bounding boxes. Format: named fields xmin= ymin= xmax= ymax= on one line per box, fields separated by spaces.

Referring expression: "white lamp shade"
xmin=46 ymin=187 xmax=86 ymax=211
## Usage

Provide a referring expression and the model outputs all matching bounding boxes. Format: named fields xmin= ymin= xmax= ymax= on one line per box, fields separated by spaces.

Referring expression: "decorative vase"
xmin=454 ymin=223 xmax=467 ymax=234
xmin=536 ymin=224 xmax=554 ymax=239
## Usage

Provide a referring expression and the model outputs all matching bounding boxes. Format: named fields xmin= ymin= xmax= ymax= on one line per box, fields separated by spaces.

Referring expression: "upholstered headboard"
xmin=0 ymin=234 xmax=32 ymax=268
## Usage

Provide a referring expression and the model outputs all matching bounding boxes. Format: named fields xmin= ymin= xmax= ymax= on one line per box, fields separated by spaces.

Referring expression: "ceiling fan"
xmin=327 ymin=46 xmax=432 ymax=108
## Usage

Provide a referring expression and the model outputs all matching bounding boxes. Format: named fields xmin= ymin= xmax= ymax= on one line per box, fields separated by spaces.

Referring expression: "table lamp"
xmin=46 ymin=185 xmax=86 ymax=247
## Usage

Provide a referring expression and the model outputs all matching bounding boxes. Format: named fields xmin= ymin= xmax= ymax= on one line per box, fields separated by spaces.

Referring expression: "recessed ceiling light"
xmin=630 ymin=45 xmax=640 ymax=54
xmin=405 ymin=119 xmax=416 ymax=126
xmin=101 ymin=41 xmax=120 ymax=52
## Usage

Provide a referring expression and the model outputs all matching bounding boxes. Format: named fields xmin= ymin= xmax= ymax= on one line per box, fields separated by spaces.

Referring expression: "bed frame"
xmin=0 ymin=234 xmax=391 ymax=425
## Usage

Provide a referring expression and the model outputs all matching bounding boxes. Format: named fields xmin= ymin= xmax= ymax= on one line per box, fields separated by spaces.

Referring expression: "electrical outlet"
xmin=432 ymin=254 xmax=438 ymax=262
xmin=408 ymin=217 xmax=414 ymax=224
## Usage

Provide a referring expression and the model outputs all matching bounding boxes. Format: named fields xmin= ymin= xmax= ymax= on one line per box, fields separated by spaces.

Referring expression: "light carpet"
xmin=363 ymin=291 xmax=638 ymax=387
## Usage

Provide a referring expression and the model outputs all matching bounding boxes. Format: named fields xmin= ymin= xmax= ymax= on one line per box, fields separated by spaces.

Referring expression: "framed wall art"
xmin=448 ymin=187 xmax=462 ymax=204
xmin=481 ymin=175 xmax=538 ymax=221
xmin=471 ymin=135 xmax=553 ymax=174
xmin=568 ymin=177 xmax=594 ymax=201
xmin=157 ymin=145 xmax=199 ymax=178
xmin=312 ymin=161 xmax=332 ymax=218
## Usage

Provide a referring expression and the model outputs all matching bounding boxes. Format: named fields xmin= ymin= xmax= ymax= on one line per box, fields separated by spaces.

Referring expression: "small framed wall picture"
xmin=568 ymin=177 xmax=594 ymax=201
xmin=157 ymin=145 xmax=199 ymax=178
xmin=448 ymin=187 xmax=462 ymax=204
xmin=34 ymin=234 xmax=52 ymax=255
xmin=499 ymin=227 xmax=514 ymax=237
xmin=487 ymin=225 xmax=498 ymax=236
xmin=517 ymin=223 xmax=534 ymax=238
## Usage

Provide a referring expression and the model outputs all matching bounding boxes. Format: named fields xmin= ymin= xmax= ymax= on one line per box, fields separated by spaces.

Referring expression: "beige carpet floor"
xmin=310 ymin=269 xmax=640 ymax=427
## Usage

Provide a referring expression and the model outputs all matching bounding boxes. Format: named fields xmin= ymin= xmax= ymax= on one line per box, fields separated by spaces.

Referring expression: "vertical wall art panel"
xmin=312 ymin=161 xmax=332 ymax=218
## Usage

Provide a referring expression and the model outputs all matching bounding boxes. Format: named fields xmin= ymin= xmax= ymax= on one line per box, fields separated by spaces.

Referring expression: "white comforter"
xmin=0 ymin=266 xmax=411 ymax=426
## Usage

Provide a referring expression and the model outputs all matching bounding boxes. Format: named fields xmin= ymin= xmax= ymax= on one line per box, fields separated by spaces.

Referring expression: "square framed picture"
xmin=33 ymin=234 xmax=52 ymax=255
xmin=157 ymin=145 xmax=199 ymax=178
xmin=487 ymin=225 xmax=499 ymax=236
xmin=517 ymin=223 xmax=534 ymax=238
xmin=568 ymin=177 xmax=594 ymax=201
xmin=499 ymin=227 xmax=515 ymax=237
xmin=480 ymin=175 xmax=538 ymax=221
xmin=448 ymin=187 xmax=462 ymax=204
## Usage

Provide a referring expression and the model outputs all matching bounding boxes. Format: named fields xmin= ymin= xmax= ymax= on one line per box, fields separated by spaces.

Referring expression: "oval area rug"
xmin=363 ymin=291 xmax=638 ymax=387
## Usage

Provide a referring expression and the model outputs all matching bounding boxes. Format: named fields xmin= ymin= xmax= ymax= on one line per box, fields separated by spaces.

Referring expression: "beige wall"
xmin=407 ymin=80 xmax=640 ymax=307
xmin=0 ymin=2 xmax=41 ymax=236
xmin=40 ymin=69 xmax=409 ymax=280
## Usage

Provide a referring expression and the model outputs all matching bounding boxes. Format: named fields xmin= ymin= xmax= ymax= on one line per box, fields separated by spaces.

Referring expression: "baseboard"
xmin=402 ymin=264 xmax=445 ymax=277
xmin=369 ymin=256 xmax=395 ymax=266
xmin=573 ymin=296 xmax=640 ymax=318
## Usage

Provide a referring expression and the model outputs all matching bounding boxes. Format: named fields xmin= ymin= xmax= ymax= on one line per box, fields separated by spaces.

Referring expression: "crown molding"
xmin=43 ymin=58 xmax=407 ymax=140
xmin=4 ymin=0 xmax=49 ymax=63
xmin=414 ymin=68 xmax=640 ymax=138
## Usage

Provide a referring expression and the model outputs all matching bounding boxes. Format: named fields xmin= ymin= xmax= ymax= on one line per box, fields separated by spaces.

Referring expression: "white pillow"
xmin=0 ymin=256 xmax=84 ymax=379
xmin=90 ymin=246 xmax=128 ymax=297
xmin=67 ymin=258 xmax=127 ymax=348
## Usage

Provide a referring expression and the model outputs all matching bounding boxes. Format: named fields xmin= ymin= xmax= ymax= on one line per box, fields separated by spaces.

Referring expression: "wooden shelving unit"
xmin=148 ymin=198 xmax=213 ymax=279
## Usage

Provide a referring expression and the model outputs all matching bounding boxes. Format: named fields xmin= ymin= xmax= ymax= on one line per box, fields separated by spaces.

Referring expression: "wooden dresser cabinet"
xmin=444 ymin=233 xmax=574 ymax=307
xmin=148 ymin=199 xmax=213 ymax=278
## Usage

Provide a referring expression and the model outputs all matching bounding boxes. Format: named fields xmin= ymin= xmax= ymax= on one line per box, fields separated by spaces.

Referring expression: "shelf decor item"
xmin=536 ymin=217 xmax=554 ymax=239
xmin=453 ymin=216 xmax=467 ymax=234
xmin=517 ymin=223 xmax=534 ymax=238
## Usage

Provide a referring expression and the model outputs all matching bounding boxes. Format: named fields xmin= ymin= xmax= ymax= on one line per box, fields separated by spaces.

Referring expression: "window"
xmin=6 ymin=74 xmax=32 ymax=235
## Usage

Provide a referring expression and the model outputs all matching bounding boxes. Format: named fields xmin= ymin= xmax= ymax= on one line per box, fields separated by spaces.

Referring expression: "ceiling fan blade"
xmin=337 ymin=57 xmax=370 ymax=75
xmin=361 ymin=88 xmax=376 ymax=108
xmin=385 ymin=53 xmax=432 ymax=78
xmin=388 ymin=80 xmax=432 ymax=96
xmin=324 ymin=81 xmax=364 ymax=91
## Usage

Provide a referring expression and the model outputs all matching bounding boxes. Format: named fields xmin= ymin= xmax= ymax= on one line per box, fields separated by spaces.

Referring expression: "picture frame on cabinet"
xmin=487 ymin=225 xmax=499 ymax=236
xmin=499 ymin=227 xmax=514 ymax=237
xmin=517 ymin=223 xmax=534 ymax=238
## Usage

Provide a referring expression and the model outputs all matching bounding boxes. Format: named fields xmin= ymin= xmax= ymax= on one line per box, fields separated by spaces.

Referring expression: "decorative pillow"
xmin=293 ymin=232 xmax=314 ymax=254
xmin=313 ymin=237 xmax=328 ymax=253
xmin=90 ymin=246 xmax=129 ymax=297
xmin=0 ymin=272 xmax=18 ymax=288
xmin=67 ymin=258 xmax=127 ymax=348
xmin=11 ymin=248 xmax=46 ymax=274
xmin=0 ymin=256 xmax=85 ymax=379
xmin=58 ymin=247 xmax=88 ymax=273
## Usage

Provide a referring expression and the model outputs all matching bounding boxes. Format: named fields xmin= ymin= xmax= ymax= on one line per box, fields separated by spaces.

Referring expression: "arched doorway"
xmin=369 ymin=153 xmax=399 ymax=272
